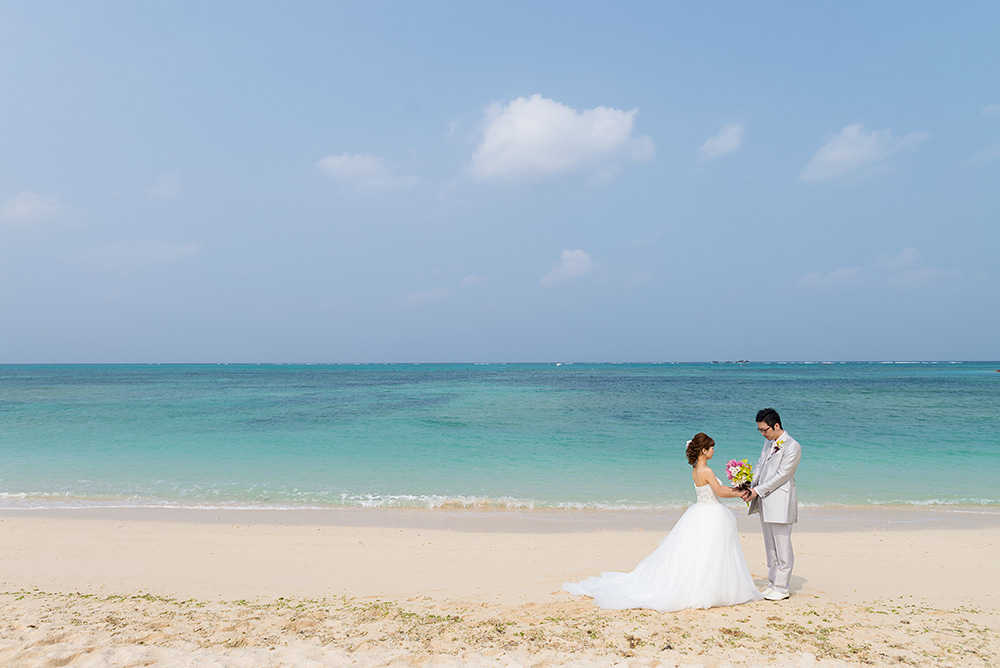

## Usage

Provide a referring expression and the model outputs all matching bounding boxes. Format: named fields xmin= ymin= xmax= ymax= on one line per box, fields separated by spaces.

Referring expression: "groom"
xmin=741 ymin=408 xmax=801 ymax=601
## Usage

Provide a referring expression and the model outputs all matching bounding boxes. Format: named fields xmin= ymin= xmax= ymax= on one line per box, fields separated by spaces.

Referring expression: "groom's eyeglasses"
xmin=757 ymin=426 xmax=772 ymax=434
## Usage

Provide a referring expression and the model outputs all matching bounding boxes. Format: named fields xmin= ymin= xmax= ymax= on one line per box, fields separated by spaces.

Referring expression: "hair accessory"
xmin=686 ymin=439 xmax=693 ymax=448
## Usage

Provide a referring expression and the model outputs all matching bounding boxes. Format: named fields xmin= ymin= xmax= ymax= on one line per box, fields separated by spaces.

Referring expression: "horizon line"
xmin=1 ymin=360 xmax=996 ymax=366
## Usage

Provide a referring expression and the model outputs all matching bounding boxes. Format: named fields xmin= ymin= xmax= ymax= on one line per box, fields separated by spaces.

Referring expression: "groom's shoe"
xmin=763 ymin=589 xmax=789 ymax=601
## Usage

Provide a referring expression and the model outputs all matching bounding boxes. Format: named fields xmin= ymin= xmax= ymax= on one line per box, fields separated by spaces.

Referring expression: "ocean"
xmin=1 ymin=362 xmax=997 ymax=510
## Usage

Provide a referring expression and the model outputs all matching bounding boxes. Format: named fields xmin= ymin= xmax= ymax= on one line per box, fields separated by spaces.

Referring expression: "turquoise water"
xmin=1 ymin=363 xmax=997 ymax=509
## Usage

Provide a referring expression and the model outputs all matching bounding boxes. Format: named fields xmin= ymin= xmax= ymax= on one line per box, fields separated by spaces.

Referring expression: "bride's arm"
xmin=701 ymin=469 xmax=741 ymax=498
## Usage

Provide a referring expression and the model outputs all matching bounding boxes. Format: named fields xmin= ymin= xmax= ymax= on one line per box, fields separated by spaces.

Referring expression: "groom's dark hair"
xmin=756 ymin=408 xmax=782 ymax=428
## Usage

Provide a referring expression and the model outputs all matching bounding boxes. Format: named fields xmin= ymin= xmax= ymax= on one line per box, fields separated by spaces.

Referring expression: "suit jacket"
xmin=748 ymin=430 xmax=801 ymax=524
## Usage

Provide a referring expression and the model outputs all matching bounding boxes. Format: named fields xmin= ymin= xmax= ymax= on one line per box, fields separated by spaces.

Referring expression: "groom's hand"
xmin=745 ymin=489 xmax=759 ymax=502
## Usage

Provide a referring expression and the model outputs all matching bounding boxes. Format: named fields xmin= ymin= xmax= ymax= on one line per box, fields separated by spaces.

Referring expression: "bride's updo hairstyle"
xmin=686 ymin=432 xmax=715 ymax=467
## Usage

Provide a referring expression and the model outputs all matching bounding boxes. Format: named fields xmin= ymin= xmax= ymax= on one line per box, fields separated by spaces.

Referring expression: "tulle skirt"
xmin=563 ymin=502 xmax=762 ymax=611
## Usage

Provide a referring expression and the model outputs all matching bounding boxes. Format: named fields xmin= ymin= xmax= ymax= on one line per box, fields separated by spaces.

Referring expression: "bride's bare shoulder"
xmin=692 ymin=465 xmax=712 ymax=485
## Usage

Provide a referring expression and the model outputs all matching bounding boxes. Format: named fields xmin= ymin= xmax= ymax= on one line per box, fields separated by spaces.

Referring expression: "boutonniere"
xmin=774 ymin=437 xmax=787 ymax=450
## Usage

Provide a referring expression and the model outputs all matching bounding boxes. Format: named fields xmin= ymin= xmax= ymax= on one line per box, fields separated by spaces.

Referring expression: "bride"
xmin=563 ymin=433 xmax=762 ymax=611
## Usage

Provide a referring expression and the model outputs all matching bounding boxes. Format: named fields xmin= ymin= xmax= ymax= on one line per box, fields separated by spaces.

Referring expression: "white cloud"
xmin=148 ymin=173 xmax=181 ymax=200
xmin=630 ymin=135 xmax=656 ymax=162
xmin=800 ymin=124 xmax=928 ymax=182
xmin=471 ymin=94 xmax=653 ymax=180
xmin=83 ymin=240 xmax=202 ymax=271
xmin=625 ymin=270 xmax=654 ymax=288
xmin=982 ymin=104 xmax=1000 ymax=117
xmin=1 ymin=191 xmax=60 ymax=223
xmin=883 ymin=247 xmax=920 ymax=272
xmin=405 ymin=274 xmax=486 ymax=308
xmin=799 ymin=265 xmax=864 ymax=289
xmin=698 ymin=123 xmax=744 ymax=161
xmin=540 ymin=249 xmax=593 ymax=287
xmin=800 ymin=247 xmax=952 ymax=290
xmin=317 ymin=153 xmax=414 ymax=189
xmin=461 ymin=274 xmax=485 ymax=287
xmin=588 ymin=165 xmax=623 ymax=186
xmin=881 ymin=247 xmax=946 ymax=287
xmin=406 ymin=287 xmax=451 ymax=306
xmin=967 ymin=144 xmax=1000 ymax=167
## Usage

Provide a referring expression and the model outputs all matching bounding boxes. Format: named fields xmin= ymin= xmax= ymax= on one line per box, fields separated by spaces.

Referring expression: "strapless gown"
xmin=563 ymin=482 xmax=762 ymax=611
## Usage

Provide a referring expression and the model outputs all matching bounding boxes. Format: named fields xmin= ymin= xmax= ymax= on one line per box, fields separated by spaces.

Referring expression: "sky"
xmin=1 ymin=1 xmax=998 ymax=362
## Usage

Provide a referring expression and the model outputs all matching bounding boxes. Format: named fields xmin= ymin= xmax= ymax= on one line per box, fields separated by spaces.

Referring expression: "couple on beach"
xmin=564 ymin=408 xmax=801 ymax=611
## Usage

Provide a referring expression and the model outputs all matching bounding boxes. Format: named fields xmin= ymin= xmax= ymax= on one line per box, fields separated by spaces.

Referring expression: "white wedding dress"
xmin=563 ymin=481 xmax=762 ymax=611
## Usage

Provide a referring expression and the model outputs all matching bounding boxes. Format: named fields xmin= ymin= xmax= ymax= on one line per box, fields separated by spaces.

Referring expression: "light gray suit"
xmin=748 ymin=430 xmax=801 ymax=594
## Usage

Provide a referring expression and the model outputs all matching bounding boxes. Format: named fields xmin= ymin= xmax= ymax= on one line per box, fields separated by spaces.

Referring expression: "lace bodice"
xmin=694 ymin=480 xmax=722 ymax=505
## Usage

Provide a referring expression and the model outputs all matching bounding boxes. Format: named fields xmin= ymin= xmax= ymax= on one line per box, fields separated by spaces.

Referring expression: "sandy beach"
xmin=1 ymin=506 xmax=998 ymax=665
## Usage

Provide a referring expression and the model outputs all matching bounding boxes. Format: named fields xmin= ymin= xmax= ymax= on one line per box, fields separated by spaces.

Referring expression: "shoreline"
xmin=2 ymin=502 xmax=1000 ymax=532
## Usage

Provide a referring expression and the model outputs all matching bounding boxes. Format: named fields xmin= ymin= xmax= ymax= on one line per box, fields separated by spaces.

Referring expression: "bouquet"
xmin=726 ymin=459 xmax=753 ymax=493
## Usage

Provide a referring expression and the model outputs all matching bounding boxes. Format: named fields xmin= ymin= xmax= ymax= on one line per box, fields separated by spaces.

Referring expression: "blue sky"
xmin=1 ymin=1 xmax=997 ymax=362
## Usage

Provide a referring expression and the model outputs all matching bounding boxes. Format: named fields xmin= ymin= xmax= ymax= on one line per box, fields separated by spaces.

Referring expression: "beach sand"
xmin=1 ymin=506 xmax=998 ymax=666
